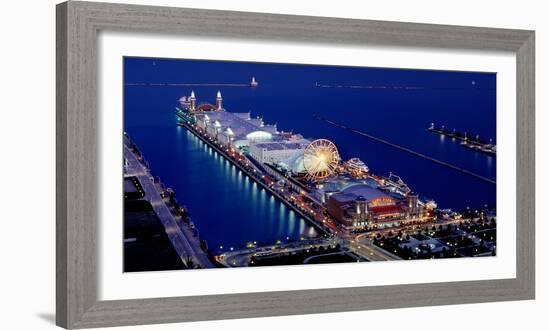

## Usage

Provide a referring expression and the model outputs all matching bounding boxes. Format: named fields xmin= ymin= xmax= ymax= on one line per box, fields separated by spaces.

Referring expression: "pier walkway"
xmin=124 ymin=142 xmax=215 ymax=269
xmin=427 ymin=125 xmax=496 ymax=156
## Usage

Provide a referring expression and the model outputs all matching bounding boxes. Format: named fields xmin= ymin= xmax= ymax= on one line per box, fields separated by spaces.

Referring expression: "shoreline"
xmin=124 ymin=135 xmax=219 ymax=269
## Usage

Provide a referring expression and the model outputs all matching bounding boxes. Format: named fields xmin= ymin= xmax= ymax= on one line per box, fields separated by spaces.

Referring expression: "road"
xmin=347 ymin=237 xmax=402 ymax=261
xmin=219 ymin=238 xmax=339 ymax=267
xmin=303 ymin=251 xmax=362 ymax=264
xmin=124 ymin=142 xmax=215 ymax=269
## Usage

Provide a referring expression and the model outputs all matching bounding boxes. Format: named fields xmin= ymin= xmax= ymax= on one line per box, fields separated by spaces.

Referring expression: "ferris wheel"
xmin=303 ymin=139 xmax=340 ymax=181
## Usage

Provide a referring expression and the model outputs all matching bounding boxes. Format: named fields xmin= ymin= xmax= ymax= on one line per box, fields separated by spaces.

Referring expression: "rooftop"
xmin=254 ymin=142 xmax=303 ymax=151
xmin=342 ymin=184 xmax=389 ymax=201
xmin=319 ymin=177 xmax=379 ymax=193
xmin=330 ymin=192 xmax=360 ymax=204
xmin=328 ymin=184 xmax=393 ymax=205
xmin=196 ymin=111 xmax=279 ymax=141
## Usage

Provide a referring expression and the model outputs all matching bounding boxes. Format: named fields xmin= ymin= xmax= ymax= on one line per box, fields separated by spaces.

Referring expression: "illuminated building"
xmin=249 ymin=142 xmax=305 ymax=165
xmin=178 ymin=95 xmax=188 ymax=107
xmin=344 ymin=158 xmax=369 ymax=178
xmin=192 ymin=92 xmax=278 ymax=149
xmin=326 ymin=184 xmax=405 ymax=230
xmin=189 ymin=90 xmax=196 ymax=111
xmin=406 ymin=193 xmax=422 ymax=218
xmin=216 ymin=90 xmax=223 ymax=111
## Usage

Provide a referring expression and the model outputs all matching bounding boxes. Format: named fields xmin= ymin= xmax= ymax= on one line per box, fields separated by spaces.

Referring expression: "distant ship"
xmin=250 ymin=76 xmax=258 ymax=87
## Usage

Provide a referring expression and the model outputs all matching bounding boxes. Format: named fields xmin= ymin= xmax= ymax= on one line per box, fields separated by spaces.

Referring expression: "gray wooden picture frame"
xmin=56 ymin=1 xmax=535 ymax=328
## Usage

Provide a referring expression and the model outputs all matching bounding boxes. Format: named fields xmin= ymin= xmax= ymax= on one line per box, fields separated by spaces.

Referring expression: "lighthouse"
xmin=216 ymin=90 xmax=223 ymax=111
xmin=189 ymin=90 xmax=196 ymax=111
xmin=250 ymin=76 xmax=258 ymax=87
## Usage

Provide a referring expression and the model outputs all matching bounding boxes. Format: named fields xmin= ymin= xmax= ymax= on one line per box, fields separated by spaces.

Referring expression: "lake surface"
xmin=123 ymin=57 xmax=496 ymax=250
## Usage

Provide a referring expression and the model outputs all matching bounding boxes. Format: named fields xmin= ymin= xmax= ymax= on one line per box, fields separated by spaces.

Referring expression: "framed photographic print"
xmin=56 ymin=1 xmax=535 ymax=328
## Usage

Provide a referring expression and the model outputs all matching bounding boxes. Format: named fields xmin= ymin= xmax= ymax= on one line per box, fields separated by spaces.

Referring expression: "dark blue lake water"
xmin=123 ymin=57 xmax=496 ymax=250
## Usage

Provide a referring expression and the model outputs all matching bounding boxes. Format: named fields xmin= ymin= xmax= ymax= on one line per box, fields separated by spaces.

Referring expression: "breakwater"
xmin=427 ymin=124 xmax=496 ymax=156
xmin=313 ymin=113 xmax=496 ymax=185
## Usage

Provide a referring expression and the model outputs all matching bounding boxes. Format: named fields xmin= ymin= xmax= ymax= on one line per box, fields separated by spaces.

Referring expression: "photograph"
xmin=122 ymin=57 xmax=497 ymax=272
xmin=3 ymin=0 xmax=543 ymax=329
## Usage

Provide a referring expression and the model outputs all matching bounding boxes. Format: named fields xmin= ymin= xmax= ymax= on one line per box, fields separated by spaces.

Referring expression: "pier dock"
xmin=177 ymin=110 xmax=402 ymax=262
